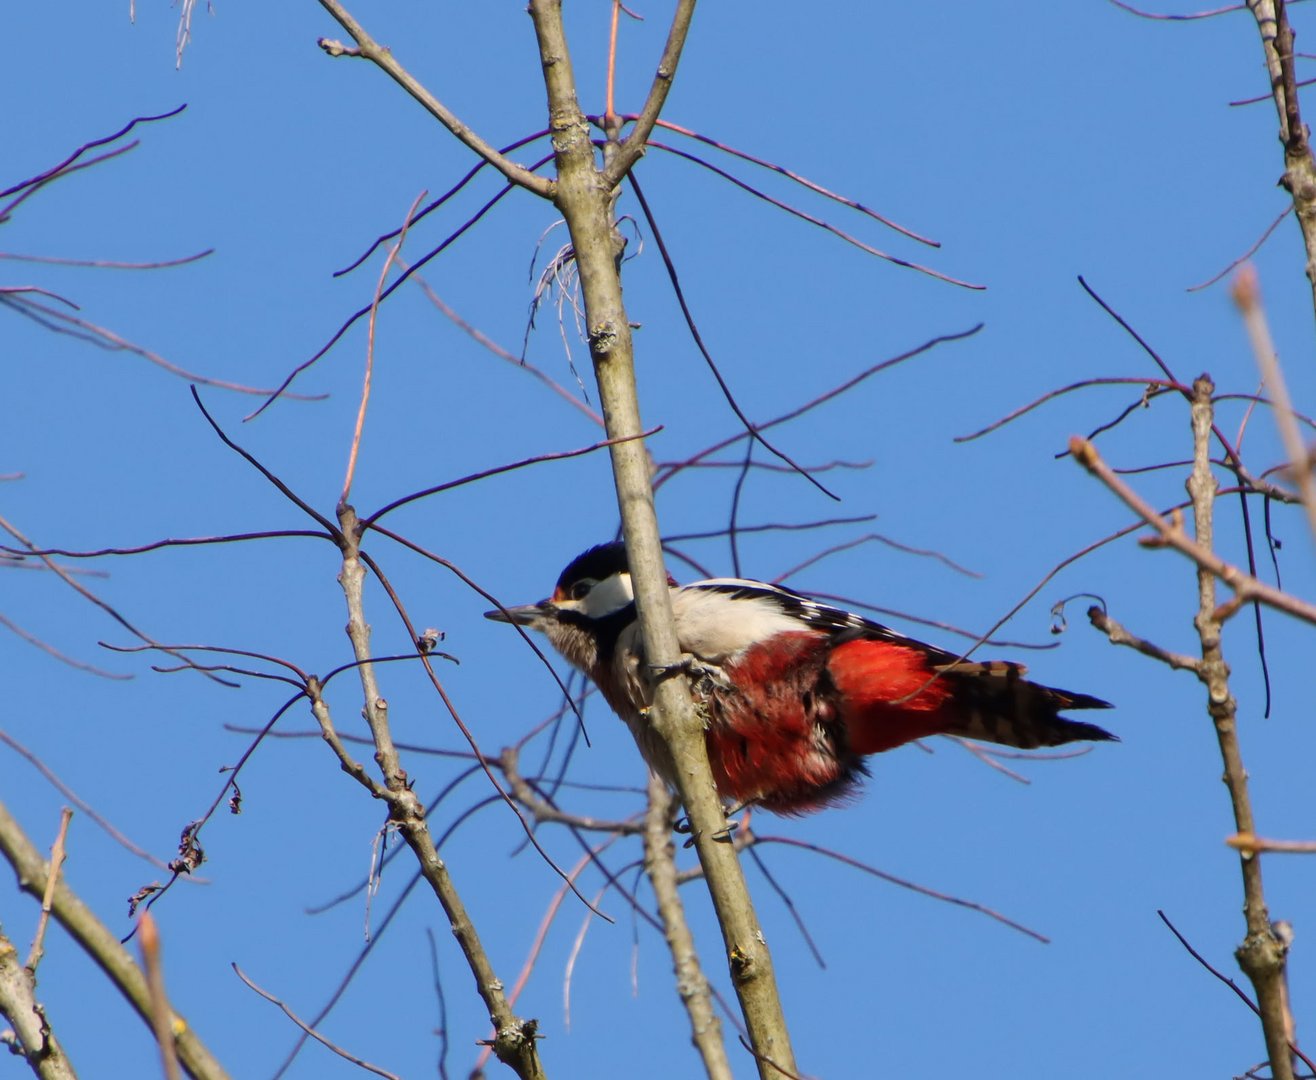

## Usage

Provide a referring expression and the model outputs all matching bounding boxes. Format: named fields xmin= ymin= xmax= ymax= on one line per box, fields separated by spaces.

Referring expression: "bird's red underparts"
xmin=704 ymin=631 xmax=961 ymax=813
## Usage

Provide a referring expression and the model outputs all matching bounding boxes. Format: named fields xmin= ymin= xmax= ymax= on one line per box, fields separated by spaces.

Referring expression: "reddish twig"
xmin=361 ymin=428 xmax=658 ymax=528
xmin=637 ymin=115 xmax=939 ymax=246
xmin=0 ymin=611 xmax=130 ymax=678
xmin=1070 ymin=436 xmax=1316 ymax=625
xmin=1187 ymin=206 xmax=1293 ymax=291
xmin=646 ymin=140 xmax=982 ymax=289
xmin=400 ymin=261 xmax=605 ymax=426
xmin=341 ymin=190 xmax=427 ymax=507
xmin=628 ymin=171 xmax=842 ymax=500
xmin=752 ymin=834 xmax=1049 ymax=942
xmin=1107 ymin=0 xmax=1243 ymax=17
xmin=2 ymin=293 xmax=321 ymax=398
xmin=233 ymin=964 xmax=400 ymax=1079
xmin=335 ymin=132 xmax=550 ymax=276
xmin=0 ymin=731 xmax=171 ymax=869
xmin=0 ymin=249 xmax=213 ymax=270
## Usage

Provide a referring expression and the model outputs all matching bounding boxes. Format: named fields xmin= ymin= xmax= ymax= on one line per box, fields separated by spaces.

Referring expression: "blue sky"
xmin=6 ymin=3 xmax=1316 ymax=1078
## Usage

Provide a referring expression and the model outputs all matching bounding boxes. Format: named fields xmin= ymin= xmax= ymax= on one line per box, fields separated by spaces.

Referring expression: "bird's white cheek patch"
xmin=582 ymin=571 xmax=635 ymax=618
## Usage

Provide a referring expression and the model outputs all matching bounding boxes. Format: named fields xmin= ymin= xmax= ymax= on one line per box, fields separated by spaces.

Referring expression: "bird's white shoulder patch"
xmin=672 ymin=581 xmax=810 ymax=660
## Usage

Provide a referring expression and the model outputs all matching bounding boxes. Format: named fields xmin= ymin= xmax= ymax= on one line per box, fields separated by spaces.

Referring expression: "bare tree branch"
xmin=643 ymin=779 xmax=732 ymax=1080
xmin=601 ymin=0 xmax=699 ymax=186
xmin=0 ymin=798 xmax=232 ymax=1080
xmin=526 ymin=0 xmax=799 ymax=1073
xmin=0 ymin=928 xmax=76 ymax=1080
xmin=25 ymin=808 xmax=72 ymax=973
xmin=1069 ymin=435 xmax=1316 ymax=625
xmin=316 ymin=1 xmax=553 ymax=198
xmin=1184 ymin=375 xmax=1297 ymax=1080
xmin=1243 ymin=0 xmax=1316 ymax=323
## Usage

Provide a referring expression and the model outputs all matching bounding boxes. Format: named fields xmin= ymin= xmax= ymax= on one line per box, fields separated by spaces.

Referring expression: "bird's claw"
xmin=674 ymin=815 xmax=739 ymax=847
xmin=647 ymin=655 xmax=729 ymax=696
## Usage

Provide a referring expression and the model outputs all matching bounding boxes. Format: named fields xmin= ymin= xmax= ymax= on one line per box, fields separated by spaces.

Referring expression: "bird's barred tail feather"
xmin=933 ymin=659 xmax=1117 ymax=750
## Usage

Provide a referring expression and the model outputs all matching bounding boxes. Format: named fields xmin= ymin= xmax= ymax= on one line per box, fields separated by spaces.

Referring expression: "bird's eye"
xmin=570 ymin=580 xmax=593 ymax=601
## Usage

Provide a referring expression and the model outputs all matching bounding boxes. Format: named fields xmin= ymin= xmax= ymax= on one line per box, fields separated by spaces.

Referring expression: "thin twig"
xmin=335 ymin=131 xmax=549 ymax=276
xmin=602 ymin=0 xmax=698 ymax=185
xmin=1069 ymin=435 xmax=1316 ymax=625
xmin=0 ymin=612 xmax=130 ymax=679
xmin=956 ymin=378 xmax=1181 ymax=444
xmin=1 ymin=293 xmax=319 ymax=398
xmin=647 ymin=139 xmax=983 ymax=288
xmin=1187 ymin=206 xmax=1292 ymax=291
xmin=651 ymin=325 xmax=982 ymax=490
xmin=25 ymin=808 xmax=72 ymax=972
xmin=639 ymin=115 xmax=939 ymax=245
xmin=1087 ymin=606 xmax=1201 ymax=672
xmin=755 ymin=834 xmax=1048 ymax=942
xmin=425 ymin=929 xmax=451 ymax=1080
xmin=400 ymin=261 xmax=604 ymax=426
xmin=316 ymin=1 xmax=552 ymax=198
xmin=0 ymin=106 xmax=185 ymax=206
xmin=604 ymin=0 xmax=622 ymax=124
xmin=341 ymin=190 xmax=427 ymax=507
xmin=0 ymin=732 xmax=171 ymax=869
xmin=1158 ymin=910 xmax=1316 ymax=1073
xmin=0 ymin=513 xmax=236 ymax=686
xmin=1107 ymin=0 xmax=1242 ymax=17
xmin=361 ymin=428 xmax=657 ymax=528
xmin=233 ymin=964 xmax=400 ymax=1079
xmin=627 ymin=170 xmax=838 ymax=501
xmin=1232 ymin=266 xmax=1316 ymax=545
xmin=247 ymin=176 xmax=532 ymax=418
xmin=1229 ymin=834 xmax=1316 ymax=855
xmin=0 ymin=249 xmax=213 ymax=270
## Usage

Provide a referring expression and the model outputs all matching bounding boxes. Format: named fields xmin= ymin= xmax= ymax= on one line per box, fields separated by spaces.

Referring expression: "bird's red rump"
xmin=827 ymin=638 xmax=955 ymax=754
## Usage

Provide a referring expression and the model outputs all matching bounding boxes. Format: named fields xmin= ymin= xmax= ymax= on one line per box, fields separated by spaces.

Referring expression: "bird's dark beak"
xmin=484 ymin=601 xmax=553 ymax=627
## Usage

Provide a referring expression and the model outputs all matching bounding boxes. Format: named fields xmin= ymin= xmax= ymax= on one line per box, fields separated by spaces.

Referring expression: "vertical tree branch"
xmin=25 ymin=808 xmax=72 ymax=972
xmin=329 ymin=507 xmax=547 ymax=1080
xmin=526 ymin=3 xmax=798 ymax=1075
xmin=642 ymin=777 xmax=732 ymax=1080
xmin=601 ymin=0 xmax=698 ymax=186
xmin=1188 ymin=375 xmax=1296 ymax=1080
xmin=1245 ymin=0 xmax=1316 ymax=323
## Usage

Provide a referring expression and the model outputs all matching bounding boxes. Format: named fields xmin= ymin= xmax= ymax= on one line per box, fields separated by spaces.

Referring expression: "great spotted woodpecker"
xmin=486 ymin=542 xmax=1115 ymax=814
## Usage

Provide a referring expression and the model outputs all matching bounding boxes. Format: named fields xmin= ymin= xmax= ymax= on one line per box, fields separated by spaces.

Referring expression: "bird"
xmin=486 ymin=541 xmax=1115 ymax=814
